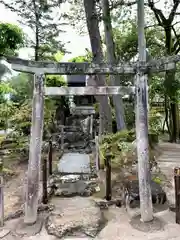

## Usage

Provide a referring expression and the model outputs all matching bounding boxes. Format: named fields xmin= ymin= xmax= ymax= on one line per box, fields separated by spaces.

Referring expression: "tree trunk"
xmin=83 ymin=0 xmax=112 ymax=135
xmin=32 ymin=0 xmax=40 ymax=61
xmin=165 ymin=27 xmax=178 ymax=142
xmin=101 ymin=0 xmax=126 ymax=131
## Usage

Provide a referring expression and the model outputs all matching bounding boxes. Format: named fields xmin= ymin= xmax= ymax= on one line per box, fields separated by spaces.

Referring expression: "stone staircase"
xmin=158 ymin=142 xmax=180 ymax=176
xmin=157 ymin=142 xmax=180 ymax=207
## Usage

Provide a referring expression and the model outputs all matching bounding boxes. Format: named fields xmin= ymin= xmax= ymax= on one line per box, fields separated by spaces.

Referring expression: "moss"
xmin=0 ymin=134 xmax=6 ymax=144
xmin=2 ymin=167 xmax=13 ymax=174
xmin=152 ymin=176 xmax=162 ymax=185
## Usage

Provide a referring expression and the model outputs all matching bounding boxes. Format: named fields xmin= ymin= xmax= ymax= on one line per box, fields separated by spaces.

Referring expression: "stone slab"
xmin=46 ymin=197 xmax=105 ymax=238
xmin=58 ymin=153 xmax=90 ymax=174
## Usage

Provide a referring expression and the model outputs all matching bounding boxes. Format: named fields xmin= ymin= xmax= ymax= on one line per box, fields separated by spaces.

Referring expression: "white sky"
xmin=0 ymin=2 xmax=91 ymax=61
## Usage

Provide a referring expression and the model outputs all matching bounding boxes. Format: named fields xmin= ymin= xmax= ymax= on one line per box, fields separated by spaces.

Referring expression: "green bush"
xmin=100 ymin=130 xmax=136 ymax=169
xmin=99 ymin=128 xmax=159 ymax=169
xmin=148 ymin=109 xmax=162 ymax=135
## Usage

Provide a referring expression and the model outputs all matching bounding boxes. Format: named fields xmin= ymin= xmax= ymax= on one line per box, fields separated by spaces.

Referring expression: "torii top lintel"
xmin=1 ymin=55 xmax=179 ymax=75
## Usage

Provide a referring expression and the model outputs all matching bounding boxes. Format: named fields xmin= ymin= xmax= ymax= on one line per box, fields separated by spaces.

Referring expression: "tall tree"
xmin=147 ymin=0 xmax=180 ymax=142
xmin=1 ymin=0 xmax=67 ymax=61
xmin=101 ymin=0 xmax=126 ymax=131
xmin=83 ymin=0 xmax=112 ymax=134
xmin=66 ymin=0 xmax=135 ymax=35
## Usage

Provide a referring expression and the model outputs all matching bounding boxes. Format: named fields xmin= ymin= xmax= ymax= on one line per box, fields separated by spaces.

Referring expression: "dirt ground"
xmin=2 ymin=142 xmax=163 ymax=218
xmin=2 ymin=148 xmax=61 ymax=218
xmin=1 ymin=141 xmax=180 ymax=240
xmin=4 ymin=161 xmax=27 ymax=217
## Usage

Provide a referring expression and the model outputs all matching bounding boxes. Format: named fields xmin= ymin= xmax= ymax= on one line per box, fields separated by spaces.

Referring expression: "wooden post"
xmin=42 ymin=158 xmax=48 ymax=204
xmin=105 ymin=153 xmax=111 ymax=201
xmin=48 ymin=140 xmax=53 ymax=175
xmin=0 ymin=162 xmax=4 ymax=227
xmin=174 ymin=167 xmax=180 ymax=224
xmin=61 ymin=126 xmax=64 ymax=150
xmin=136 ymin=0 xmax=153 ymax=222
xmin=24 ymin=73 xmax=44 ymax=224
xmin=95 ymin=136 xmax=100 ymax=171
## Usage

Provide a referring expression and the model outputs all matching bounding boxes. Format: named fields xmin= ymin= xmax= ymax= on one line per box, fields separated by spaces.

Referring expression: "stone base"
xmin=15 ymin=217 xmax=43 ymax=236
xmin=130 ymin=215 xmax=165 ymax=232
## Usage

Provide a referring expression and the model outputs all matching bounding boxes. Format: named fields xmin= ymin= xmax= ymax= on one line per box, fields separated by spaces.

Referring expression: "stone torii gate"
xmin=3 ymin=52 xmax=177 ymax=225
xmin=2 ymin=0 xmax=180 ymax=225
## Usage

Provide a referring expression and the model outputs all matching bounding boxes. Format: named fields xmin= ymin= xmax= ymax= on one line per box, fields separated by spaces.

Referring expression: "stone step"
xmin=159 ymin=152 xmax=180 ymax=155
xmin=160 ymin=151 xmax=180 ymax=155
xmin=158 ymin=162 xmax=180 ymax=166
xmin=158 ymin=158 xmax=180 ymax=162
xmin=159 ymin=151 xmax=180 ymax=155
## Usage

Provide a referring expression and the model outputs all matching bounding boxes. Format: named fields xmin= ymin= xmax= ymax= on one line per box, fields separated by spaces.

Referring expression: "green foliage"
xmin=8 ymin=73 xmax=33 ymax=104
xmin=69 ymin=50 xmax=92 ymax=62
xmin=112 ymin=22 xmax=165 ymax=62
xmin=100 ymin=130 xmax=136 ymax=168
xmin=0 ymin=101 xmax=16 ymax=129
xmin=10 ymin=100 xmax=31 ymax=135
xmin=45 ymin=75 xmax=66 ymax=87
xmin=0 ymin=82 xmax=15 ymax=103
xmin=0 ymin=23 xmax=24 ymax=55
xmin=148 ymin=109 xmax=162 ymax=134
xmin=149 ymin=75 xmax=165 ymax=103
xmin=99 ymin=128 xmax=159 ymax=170
xmin=45 ymin=74 xmax=69 ymax=119
xmin=101 ymin=129 xmax=135 ymax=145
xmin=7 ymin=72 xmax=69 ymax=137
xmin=124 ymin=104 xmax=135 ymax=129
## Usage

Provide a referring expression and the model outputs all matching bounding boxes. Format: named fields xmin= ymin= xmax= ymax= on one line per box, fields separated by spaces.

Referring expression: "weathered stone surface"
xmin=63 ymin=132 xmax=84 ymax=143
xmin=125 ymin=179 xmax=167 ymax=207
xmin=58 ymin=153 xmax=90 ymax=174
xmin=54 ymin=180 xmax=99 ymax=197
xmin=2 ymin=234 xmax=19 ymax=240
xmin=0 ymin=228 xmax=10 ymax=238
xmin=46 ymin=197 xmax=106 ymax=238
xmin=59 ymin=174 xmax=81 ymax=183
xmin=22 ymin=232 xmax=58 ymax=240
xmin=95 ymin=199 xmax=122 ymax=209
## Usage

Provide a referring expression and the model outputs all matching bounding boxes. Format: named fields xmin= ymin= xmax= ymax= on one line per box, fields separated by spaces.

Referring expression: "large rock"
xmin=54 ymin=180 xmax=99 ymax=197
xmin=125 ymin=179 xmax=167 ymax=207
xmin=45 ymin=197 xmax=106 ymax=238
xmin=48 ymin=174 xmax=100 ymax=197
